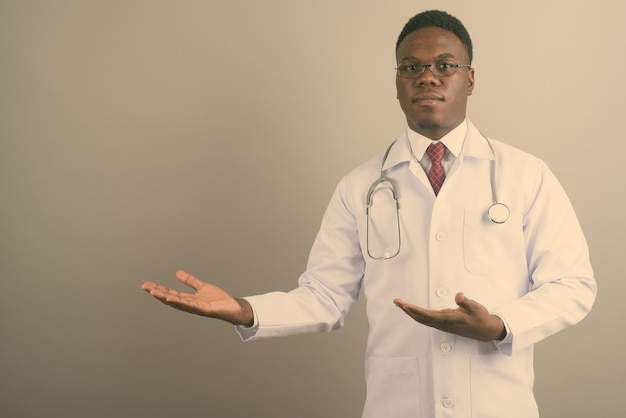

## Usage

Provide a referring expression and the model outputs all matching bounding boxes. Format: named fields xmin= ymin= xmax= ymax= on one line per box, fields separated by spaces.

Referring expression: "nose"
xmin=416 ymin=66 xmax=440 ymax=85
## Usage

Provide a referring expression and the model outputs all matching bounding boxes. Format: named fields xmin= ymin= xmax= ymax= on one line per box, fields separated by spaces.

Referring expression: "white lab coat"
xmin=238 ymin=120 xmax=596 ymax=418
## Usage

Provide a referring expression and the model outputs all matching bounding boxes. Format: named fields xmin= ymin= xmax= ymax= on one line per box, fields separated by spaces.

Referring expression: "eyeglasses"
xmin=396 ymin=61 xmax=471 ymax=79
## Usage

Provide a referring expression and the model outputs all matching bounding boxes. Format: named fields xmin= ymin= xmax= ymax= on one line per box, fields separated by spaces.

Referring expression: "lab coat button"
xmin=435 ymin=231 xmax=447 ymax=241
xmin=440 ymin=342 xmax=452 ymax=353
xmin=435 ymin=287 xmax=448 ymax=297
xmin=442 ymin=398 xmax=455 ymax=408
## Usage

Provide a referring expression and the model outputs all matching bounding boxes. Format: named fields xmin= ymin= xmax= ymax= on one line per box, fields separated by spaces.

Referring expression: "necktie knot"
xmin=426 ymin=142 xmax=446 ymax=164
xmin=426 ymin=142 xmax=446 ymax=195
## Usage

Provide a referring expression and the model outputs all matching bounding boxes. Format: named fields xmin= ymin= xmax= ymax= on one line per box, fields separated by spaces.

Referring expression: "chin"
xmin=417 ymin=123 xmax=442 ymax=131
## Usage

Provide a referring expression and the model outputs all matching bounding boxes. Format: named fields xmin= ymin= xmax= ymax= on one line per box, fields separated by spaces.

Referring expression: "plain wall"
xmin=1 ymin=1 xmax=624 ymax=417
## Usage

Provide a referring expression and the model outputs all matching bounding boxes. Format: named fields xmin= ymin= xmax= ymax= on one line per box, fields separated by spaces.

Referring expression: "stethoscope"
xmin=366 ymin=133 xmax=510 ymax=260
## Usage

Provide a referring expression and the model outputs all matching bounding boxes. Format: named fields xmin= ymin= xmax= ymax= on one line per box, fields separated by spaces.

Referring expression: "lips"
xmin=413 ymin=93 xmax=444 ymax=104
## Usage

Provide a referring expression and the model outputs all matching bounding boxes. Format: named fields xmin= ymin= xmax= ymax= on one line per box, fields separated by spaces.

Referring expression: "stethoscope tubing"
xmin=366 ymin=133 xmax=510 ymax=259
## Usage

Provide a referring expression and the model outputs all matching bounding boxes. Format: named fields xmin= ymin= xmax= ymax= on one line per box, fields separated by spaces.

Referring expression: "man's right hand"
xmin=141 ymin=270 xmax=254 ymax=327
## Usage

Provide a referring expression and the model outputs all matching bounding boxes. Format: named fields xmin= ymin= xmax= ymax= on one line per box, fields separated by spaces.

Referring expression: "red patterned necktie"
xmin=426 ymin=142 xmax=446 ymax=195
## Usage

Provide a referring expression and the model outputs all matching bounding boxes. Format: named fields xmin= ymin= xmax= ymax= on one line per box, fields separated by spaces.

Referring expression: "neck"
xmin=410 ymin=119 xmax=465 ymax=141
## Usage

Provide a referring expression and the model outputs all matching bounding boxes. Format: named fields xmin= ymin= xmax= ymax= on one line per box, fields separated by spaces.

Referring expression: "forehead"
xmin=396 ymin=26 xmax=467 ymax=62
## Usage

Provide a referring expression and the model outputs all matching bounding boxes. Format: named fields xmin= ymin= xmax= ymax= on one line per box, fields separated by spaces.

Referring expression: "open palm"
xmin=141 ymin=270 xmax=252 ymax=326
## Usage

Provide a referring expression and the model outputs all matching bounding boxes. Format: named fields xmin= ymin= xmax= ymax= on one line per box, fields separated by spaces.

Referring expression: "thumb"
xmin=175 ymin=270 xmax=205 ymax=291
xmin=455 ymin=292 xmax=474 ymax=310
xmin=455 ymin=292 xmax=484 ymax=315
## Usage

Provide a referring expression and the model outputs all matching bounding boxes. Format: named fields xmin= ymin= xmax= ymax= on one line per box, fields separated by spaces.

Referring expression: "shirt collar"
xmin=407 ymin=119 xmax=467 ymax=162
xmin=381 ymin=119 xmax=494 ymax=172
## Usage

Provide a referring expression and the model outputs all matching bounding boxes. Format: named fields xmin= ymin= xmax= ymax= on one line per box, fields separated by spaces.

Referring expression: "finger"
xmin=142 ymin=281 xmax=180 ymax=297
xmin=175 ymin=270 xmax=205 ymax=291
xmin=164 ymin=293 xmax=193 ymax=308
xmin=141 ymin=281 xmax=157 ymax=291
xmin=395 ymin=300 xmax=435 ymax=321
xmin=393 ymin=299 xmax=429 ymax=311
xmin=393 ymin=299 xmax=422 ymax=315
xmin=159 ymin=294 xmax=201 ymax=314
xmin=147 ymin=284 xmax=185 ymax=301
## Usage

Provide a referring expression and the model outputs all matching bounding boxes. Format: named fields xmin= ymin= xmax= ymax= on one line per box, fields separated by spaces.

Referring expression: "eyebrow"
xmin=398 ymin=53 xmax=458 ymax=62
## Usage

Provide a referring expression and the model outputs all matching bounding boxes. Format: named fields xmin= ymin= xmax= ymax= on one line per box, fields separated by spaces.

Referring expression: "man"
xmin=142 ymin=10 xmax=596 ymax=418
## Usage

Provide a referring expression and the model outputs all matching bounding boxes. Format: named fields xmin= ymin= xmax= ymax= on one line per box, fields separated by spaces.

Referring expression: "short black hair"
xmin=396 ymin=10 xmax=473 ymax=63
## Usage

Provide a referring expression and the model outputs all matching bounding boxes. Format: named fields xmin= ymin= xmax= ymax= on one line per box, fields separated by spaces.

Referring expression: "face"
xmin=396 ymin=26 xmax=474 ymax=140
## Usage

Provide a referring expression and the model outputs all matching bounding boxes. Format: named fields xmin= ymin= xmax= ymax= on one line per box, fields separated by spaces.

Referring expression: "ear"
xmin=467 ymin=67 xmax=475 ymax=96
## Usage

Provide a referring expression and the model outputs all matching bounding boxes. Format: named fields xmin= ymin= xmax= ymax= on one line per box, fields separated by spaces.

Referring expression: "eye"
xmin=400 ymin=63 xmax=420 ymax=73
xmin=436 ymin=62 xmax=457 ymax=75
xmin=437 ymin=62 xmax=455 ymax=70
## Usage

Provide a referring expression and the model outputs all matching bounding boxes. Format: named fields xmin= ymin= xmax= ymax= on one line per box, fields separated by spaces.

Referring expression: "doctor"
xmin=141 ymin=10 xmax=596 ymax=418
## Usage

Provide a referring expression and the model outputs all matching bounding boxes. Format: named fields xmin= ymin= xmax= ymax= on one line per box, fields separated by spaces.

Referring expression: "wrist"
xmin=235 ymin=298 xmax=255 ymax=327
xmin=491 ymin=315 xmax=507 ymax=341
xmin=496 ymin=325 xmax=507 ymax=341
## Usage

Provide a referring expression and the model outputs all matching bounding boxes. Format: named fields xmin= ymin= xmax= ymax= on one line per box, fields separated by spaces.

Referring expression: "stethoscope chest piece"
xmin=488 ymin=202 xmax=510 ymax=224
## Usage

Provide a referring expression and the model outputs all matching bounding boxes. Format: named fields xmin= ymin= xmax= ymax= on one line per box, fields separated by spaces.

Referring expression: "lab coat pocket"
xmin=470 ymin=353 xmax=538 ymax=418
xmin=463 ymin=209 xmax=522 ymax=275
xmin=363 ymin=356 xmax=420 ymax=418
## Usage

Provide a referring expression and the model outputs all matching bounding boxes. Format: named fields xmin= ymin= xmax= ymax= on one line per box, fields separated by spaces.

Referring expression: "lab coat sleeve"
xmin=492 ymin=160 xmax=597 ymax=355
xmin=236 ymin=176 xmax=365 ymax=342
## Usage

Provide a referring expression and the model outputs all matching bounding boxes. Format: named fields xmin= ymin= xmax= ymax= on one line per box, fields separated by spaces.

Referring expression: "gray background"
xmin=1 ymin=1 xmax=623 ymax=417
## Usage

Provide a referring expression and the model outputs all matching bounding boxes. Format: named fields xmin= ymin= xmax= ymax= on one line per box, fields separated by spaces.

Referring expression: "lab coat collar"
xmin=461 ymin=120 xmax=495 ymax=161
xmin=381 ymin=119 xmax=494 ymax=172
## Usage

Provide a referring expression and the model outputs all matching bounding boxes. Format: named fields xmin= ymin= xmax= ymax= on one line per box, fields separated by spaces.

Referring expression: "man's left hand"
xmin=393 ymin=292 xmax=506 ymax=342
